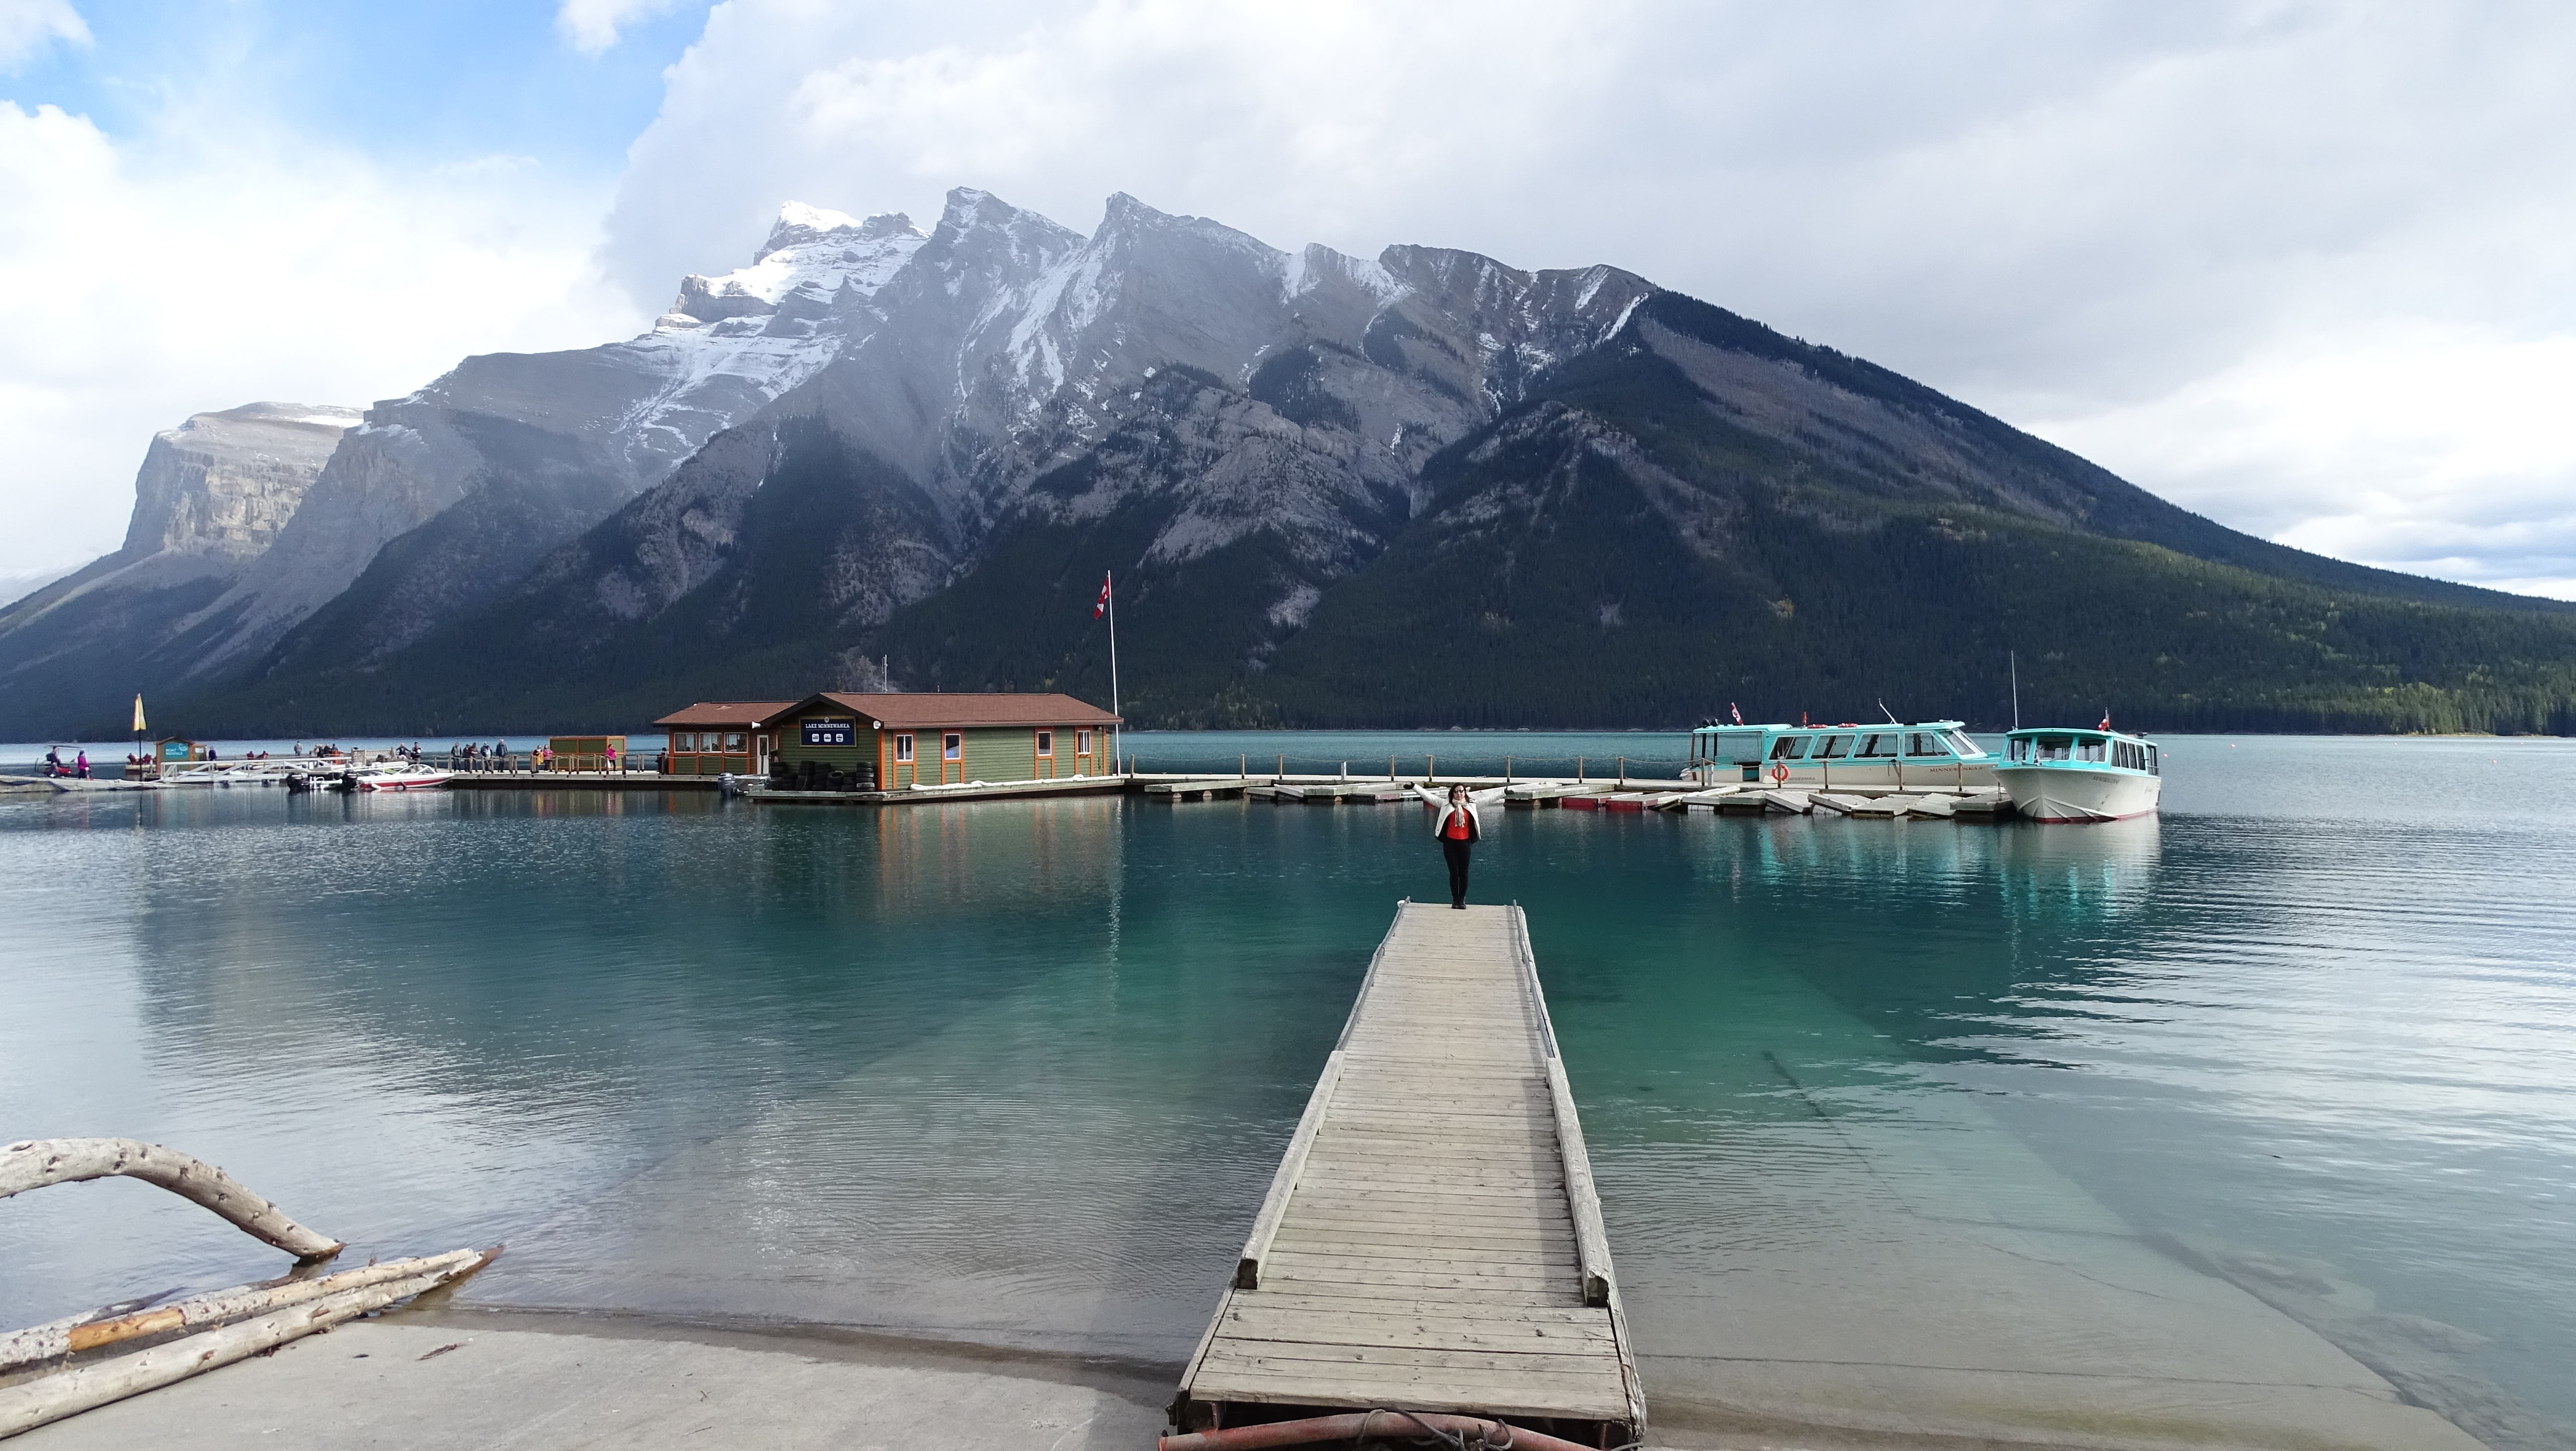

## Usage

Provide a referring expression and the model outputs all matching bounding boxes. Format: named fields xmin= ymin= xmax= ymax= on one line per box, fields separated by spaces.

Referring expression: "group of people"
xmin=449 ymin=741 xmax=515 ymax=771
xmin=40 ymin=747 xmax=89 ymax=779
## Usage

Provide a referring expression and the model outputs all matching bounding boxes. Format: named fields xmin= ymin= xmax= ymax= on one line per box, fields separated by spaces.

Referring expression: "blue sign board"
xmin=802 ymin=719 xmax=855 ymax=747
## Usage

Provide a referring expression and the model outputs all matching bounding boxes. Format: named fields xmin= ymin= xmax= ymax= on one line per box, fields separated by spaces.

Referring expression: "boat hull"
xmin=1996 ymin=765 xmax=2161 ymax=822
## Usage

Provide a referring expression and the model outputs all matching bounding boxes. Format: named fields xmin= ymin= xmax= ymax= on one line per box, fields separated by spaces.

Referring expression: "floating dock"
xmin=1172 ymin=902 xmax=1645 ymax=1447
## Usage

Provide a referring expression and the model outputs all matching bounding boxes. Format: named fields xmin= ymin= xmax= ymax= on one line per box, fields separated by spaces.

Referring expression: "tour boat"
xmin=1995 ymin=726 xmax=2162 ymax=822
xmin=1688 ymin=720 xmax=2000 ymax=792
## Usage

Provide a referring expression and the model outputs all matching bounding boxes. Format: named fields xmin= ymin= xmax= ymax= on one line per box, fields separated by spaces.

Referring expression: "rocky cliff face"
xmin=121 ymin=403 xmax=361 ymax=561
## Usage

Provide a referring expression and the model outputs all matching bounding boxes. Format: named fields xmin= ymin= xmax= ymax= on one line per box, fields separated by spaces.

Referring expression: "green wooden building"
xmin=683 ymin=692 xmax=1120 ymax=790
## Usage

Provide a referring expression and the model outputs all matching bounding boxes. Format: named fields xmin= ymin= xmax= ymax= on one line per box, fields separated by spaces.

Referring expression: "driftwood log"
xmin=0 ymin=1139 xmax=343 ymax=1260
xmin=0 ymin=1249 xmax=497 ymax=1439
xmin=0 ymin=1250 xmax=484 ymax=1373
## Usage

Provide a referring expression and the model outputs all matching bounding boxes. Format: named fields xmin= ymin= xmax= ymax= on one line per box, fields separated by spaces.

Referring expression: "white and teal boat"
xmin=1688 ymin=720 xmax=1999 ymax=792
xmin=1996 ymin=726 xmax=2162 ymax=822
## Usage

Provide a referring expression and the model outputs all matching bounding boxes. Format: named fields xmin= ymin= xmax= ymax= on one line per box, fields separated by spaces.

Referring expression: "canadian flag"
xmin=1729 ymin=703 xmax=1744 ymax=726
xmin=2098 ymin=711 xmax=2112 ymax=731
xmin=1093 ymin=573 xmax=1112 ymax=619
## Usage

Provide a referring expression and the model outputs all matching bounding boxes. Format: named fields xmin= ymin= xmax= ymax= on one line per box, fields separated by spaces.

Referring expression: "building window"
xmin=1077 ymin=729 xmax=1093 ymax=755
xmin=1035 ymin=730 xmax=1053 ymax=757
xmin=894 ymin=733 xmax=914 ymax=763
xmin=723 ymin=732 xmax=747 ymax=753
xmin=943 ymin=732 xmax=963 ymax=761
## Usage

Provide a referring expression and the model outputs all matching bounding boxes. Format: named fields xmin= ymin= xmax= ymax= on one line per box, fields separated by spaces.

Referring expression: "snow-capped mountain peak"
xmin=660 ymin=203 xmax=927 ymax=329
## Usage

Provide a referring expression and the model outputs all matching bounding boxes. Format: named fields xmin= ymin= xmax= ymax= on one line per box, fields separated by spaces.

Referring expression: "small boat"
xmin=1995 ymin=726 xmax=2162 ymax=822
xmin=333 ymin=765 xmax=455 ymax=793
xmin=1688 ymin=720 xmax=1999 ymax=793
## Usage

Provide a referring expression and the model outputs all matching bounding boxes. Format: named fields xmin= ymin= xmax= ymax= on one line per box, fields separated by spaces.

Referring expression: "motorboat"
xmin=1688 ymin=720 xmax=1999 ymax=792
xmin=324 ymin=764 xmax=455 ymax=793
xmin=1995 ymin=726 xmax=2162 ymax=822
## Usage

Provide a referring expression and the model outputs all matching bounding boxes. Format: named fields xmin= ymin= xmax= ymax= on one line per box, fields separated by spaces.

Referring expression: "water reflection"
xmin=2 ymin=754 xmax=2571 ymax=1446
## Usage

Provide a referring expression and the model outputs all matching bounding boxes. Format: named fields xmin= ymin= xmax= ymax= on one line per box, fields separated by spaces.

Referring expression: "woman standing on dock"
xmin=1421 ymin=783 xmax=1485 ymax=909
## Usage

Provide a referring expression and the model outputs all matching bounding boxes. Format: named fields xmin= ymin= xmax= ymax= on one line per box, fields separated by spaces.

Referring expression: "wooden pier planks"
xmin=1176 ymin=902 xmax=1646 ymax=1441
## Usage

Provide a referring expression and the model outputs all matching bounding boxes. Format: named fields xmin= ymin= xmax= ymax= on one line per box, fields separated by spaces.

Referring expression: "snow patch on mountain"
xmin=616 ymin=205 xmax=929 ymax=466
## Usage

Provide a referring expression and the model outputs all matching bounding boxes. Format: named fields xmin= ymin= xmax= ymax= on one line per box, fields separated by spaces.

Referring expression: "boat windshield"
xmin=2036 ymin=736 xmax=2073 ymax=761
xmin=1943 ymin=730 xmax=1982 ymax=758
xmin=1814 ymin=735 xmax=1852 ymax=760
xmin=1769 ymin=735 xmax=1808 ymax=760
xmin=2078 ymin=738 xmax=2107 ymax=763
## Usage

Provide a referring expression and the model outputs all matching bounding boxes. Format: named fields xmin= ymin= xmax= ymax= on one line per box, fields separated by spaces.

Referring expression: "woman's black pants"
xmin=1442 ymin=838 xmax=1472 ymax=906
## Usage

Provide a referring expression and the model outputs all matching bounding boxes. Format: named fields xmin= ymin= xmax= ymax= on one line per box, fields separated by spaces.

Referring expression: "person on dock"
xmin=1418 ymin=783 xmax=1488 ymax=909
xmin=75 ymin=750 xmax=89 ymax=779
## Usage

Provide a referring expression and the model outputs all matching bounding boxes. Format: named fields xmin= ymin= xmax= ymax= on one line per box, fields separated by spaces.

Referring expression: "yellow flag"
xmin=132 ymin=694 xmax=146 ymax=733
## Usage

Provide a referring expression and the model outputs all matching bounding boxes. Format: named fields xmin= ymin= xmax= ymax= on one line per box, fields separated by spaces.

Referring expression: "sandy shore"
xmin=11 ymin=1310 xmax=1170 ymax=1451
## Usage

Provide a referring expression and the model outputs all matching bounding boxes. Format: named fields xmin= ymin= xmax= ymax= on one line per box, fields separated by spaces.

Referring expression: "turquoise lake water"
xmin=2 ymin=733 xmax=2571 ymax=1445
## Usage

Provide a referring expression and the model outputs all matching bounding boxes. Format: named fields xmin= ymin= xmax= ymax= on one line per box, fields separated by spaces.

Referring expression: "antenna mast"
xmin=2010 ymin=651 xmax=2020 ymax=730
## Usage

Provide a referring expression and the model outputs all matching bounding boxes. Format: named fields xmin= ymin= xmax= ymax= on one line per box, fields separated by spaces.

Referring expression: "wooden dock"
xmin=1173 ymin=902 xmax=1645 ymax=1446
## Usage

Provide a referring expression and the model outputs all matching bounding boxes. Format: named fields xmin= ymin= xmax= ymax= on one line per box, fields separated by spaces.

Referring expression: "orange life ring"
xmin=1770 ymin=763 xmax=1789 ymax=785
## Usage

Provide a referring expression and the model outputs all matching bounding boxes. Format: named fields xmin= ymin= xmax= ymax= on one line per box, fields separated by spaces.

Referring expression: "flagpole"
xmin=1107 ymin=570 xmax=1122 ymax=773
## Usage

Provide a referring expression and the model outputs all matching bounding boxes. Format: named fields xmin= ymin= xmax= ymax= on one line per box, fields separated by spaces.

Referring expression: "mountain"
xmin=0 ymin=402 xmax=358 ymax=732
xmin=18 ymin=190 xmax=2576 ymax=739
xmin=0 ymin=207 xmax=930 ymax=738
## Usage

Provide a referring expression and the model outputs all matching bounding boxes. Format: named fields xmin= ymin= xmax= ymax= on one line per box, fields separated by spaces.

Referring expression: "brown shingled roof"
xmin=652 ymin=701 xmax=798 ymax=728
xmin=800 ymin=692 xmax=1120 ymax=729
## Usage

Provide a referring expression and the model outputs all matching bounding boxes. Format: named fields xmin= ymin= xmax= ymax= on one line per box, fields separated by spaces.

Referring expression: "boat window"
xmin=1814 ymin=735 xmax=1851 ymax=759
xmin=1769 ymin=735 xmax=1807 ymax=760
xmin=2146 ymin=744 xmax=2159 ymax=776
xmin=1905 ymin=732 xmax=1948 ymax=757
xmin=1945 ymin=730 xmax=1983 ymax=757
xmin=1856 ymin=732 xmax=1897 ymax=758
xmin=2008 ymin=737 xmax=2028 ymax=762
xmin=2078 ymin=738 xmax=2106 ymax=763
xmin=2037 ymin=736 xmax=2072 ymax=761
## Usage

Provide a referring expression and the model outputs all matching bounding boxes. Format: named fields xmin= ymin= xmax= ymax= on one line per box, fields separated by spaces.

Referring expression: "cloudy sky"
xmin=3 ymin=0 xmax=2572 ymax=598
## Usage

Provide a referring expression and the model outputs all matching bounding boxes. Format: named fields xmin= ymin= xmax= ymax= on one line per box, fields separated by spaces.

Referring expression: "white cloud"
xmin=2033 ymin=327 xmax=2576 ymax=599
xmin=0 ymin=0 xmax=87 ymax=71
xmin=602 ymin=0 xmax=2576 ymax=597
xmin=0 ymin=101 xmax=640 ymax=571
xmin=556 ymin=0 xmax=674 ymax=55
